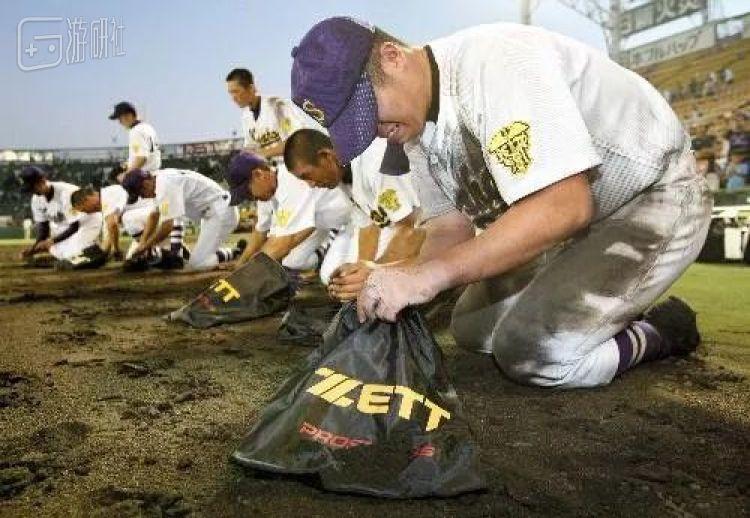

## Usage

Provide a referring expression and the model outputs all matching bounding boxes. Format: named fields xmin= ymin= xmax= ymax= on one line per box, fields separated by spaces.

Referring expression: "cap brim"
xmin=108 ymin=113 xmax=119 ymax=120
xmin=229 ymin=181 xmax=251 ymax=206
xmin=328 ymin=74 xmax=378 ymax=165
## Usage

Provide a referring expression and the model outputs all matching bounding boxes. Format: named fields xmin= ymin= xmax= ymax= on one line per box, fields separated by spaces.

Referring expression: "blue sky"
xmin=2 ymin=0 xmax=748 ymax=149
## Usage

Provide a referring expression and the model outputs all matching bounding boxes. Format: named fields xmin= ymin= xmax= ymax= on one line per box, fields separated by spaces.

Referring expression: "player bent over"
xmin=19 ymin=166 xmax=105 ymax=270
xmin=225 ymin=152 xmax=353 ymax=285
xmin=283 ymin=130 xmax=423 ymax=300
xmin=290 ymin=18 xmax=712 ymax=388
xmin=71 ymin=184 xmax=182 ymax=270
xmin=121 ymin=169 xmax=243 ymax=272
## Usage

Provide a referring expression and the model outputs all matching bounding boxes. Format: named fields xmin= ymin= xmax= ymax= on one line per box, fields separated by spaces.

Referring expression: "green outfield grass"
xmin=666 ymin=263 xmax=750 ymax=374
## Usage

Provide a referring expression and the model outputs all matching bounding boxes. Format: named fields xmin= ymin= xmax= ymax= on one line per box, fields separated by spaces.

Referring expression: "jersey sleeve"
xmin=473 ymin=36 xmax=601 ymax=205
xmin=274 ymin=99 xmax=317 ymax=140
xmin=268 ymin=177 xmax=316 ymax=237
xmin=101 ymin=187 xmax=127 ymax=218
xmin=255 ymin=201 xmax=273 ymax=232
xmin=129 ymin=127 xmax=150 ymax=160
xmin=155 ymin=180 xmax=184 ymax=221
xmin=374 ymin=173 xmax=419 ymax=225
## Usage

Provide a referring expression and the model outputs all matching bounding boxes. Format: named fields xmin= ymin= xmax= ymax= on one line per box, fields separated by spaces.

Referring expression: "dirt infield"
xmin=0 ymin=245 xmax=748 ymax=517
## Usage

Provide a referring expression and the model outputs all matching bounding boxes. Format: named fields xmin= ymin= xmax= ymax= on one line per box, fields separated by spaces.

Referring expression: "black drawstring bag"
xmin=231 ymin=302 xmax=485 ymax=498
xmin=166 ymin=253 xmax=292 ymax=329
xmin=278 ymin=302 xmax=343 ymax=346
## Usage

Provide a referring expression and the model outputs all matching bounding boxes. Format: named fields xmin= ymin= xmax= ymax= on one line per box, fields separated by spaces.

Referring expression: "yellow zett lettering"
xmin=423 ymin=397 xmax=451 ymax=432
xmin=212 ymin=279 xmax=240 ymax=302
xmin=357 ymin=384 xmax=394 ymax=414
xmin=305 ymin=368 xmax=452 ymax=431
xmin=393 ymin=385 xmax=423 ymax=420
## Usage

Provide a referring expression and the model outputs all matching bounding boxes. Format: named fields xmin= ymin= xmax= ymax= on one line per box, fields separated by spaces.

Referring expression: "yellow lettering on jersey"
xmin=487 ymin=120 xmax=532 ymax=175
xmin=212 ymin=279 xmax=240 ymax=302
xmin=305 ymin=368 xmax=451 ymax=432
xmin=377 ymin=188 xmax=401 ymax=212
xmin=159 ymin=201 xmax=169 ymax=216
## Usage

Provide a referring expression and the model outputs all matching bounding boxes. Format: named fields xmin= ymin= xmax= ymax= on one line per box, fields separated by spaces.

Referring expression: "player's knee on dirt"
xmin=491 ymin=323 xmax=618 ymax=389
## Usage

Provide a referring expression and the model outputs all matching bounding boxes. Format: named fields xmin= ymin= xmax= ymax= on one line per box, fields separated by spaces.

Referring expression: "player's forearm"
xmin=33 ymin=222 xmax=50 ymax=245
xmin=357 ymin=225 xmax=380 ymax=262
xmin=422 ymin=173 xmax=594 ymax=291
xmin=143 ymin=219 xmax=174 ymax=249
xmin=377 ymin=223 xmax=425 ymax=264
xmin=104 ymin=215 xmax=120 ymax=252
xmin=261 ymin=227 xmax=315 ymax=262
xmin=237 ymin=230 xmax=268 ymax=265
xmin=139 ymin=211 xmax=160 ymax=244
xmin=52 ymin=221 xmax=80 ymax=244
xmin=416 ymin=211 xmax=475 ymax=264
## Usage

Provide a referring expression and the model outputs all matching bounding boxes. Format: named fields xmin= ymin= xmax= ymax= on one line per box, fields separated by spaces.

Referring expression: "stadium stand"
xmin=642 ymin=35 xmax=750 ymax=129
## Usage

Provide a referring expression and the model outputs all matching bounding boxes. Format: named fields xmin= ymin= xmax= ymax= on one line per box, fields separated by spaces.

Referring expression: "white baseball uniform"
xmin=404 ymin=23 xmax=711 ymax=388
xmin=129 ymin=121 xmax=161 ymax=172
xmin=242 ymin=96 xmax=318 ymax=162
xmin=101 ymin=184 xmax=154 ymax=235
xmin=333 ymin=138 xmax=420 ymax=262
xmin=255 ymin=165 xmax=353 ymax=283
xmin=31 ymin=181 xmax=102 ymax=260
xmin=153 ymin=169 xmax=239 ymax=271
xmin=100 ymin=184 xmax=156 ymax=258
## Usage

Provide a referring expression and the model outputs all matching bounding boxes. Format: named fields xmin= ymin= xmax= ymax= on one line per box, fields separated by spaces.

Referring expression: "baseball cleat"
xmin=643 ymin=296 xmax=701 ymax=358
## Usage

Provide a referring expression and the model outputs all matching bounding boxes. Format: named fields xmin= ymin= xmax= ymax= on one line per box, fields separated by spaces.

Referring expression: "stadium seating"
xmin=641 ymin=36 xmax=750 ymax=128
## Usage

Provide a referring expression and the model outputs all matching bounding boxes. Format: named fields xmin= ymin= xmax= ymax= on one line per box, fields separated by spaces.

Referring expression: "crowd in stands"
xmin=662 ymin=66 xmax=735 ymax=104
xmin=690 ymin=108 xmax=750 ymax=192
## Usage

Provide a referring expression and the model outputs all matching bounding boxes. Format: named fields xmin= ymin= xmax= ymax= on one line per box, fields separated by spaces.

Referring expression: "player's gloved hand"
xmin=328 ymin=261 xmax=375 ymax=301
xmin=356 ymin=261 xmax=451 ymax=323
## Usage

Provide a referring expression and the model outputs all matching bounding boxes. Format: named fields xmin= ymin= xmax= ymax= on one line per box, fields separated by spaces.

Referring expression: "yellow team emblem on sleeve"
xmin=377 ymin=188 xmax=401 ymax=212
xmin=275 ymin=208 xmax=291 ymax=228
xmin=487 ymin=120 xmax=532 ymax=176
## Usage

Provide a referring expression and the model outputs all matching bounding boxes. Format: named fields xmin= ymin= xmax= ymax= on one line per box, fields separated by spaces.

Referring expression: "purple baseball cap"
xmin=226 ymin=152 xmax=268 ymax=206
xmin=121 ymin=169 xmax=149 ymax=198
xmin=291 ymin=17 xmax=377 ymax=165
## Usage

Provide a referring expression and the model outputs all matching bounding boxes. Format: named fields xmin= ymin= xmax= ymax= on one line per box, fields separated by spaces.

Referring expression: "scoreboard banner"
xmin=620 ymin=0 xmax=707 ymax=37
xmin=621 ymin=22 xmax=715 ymax=69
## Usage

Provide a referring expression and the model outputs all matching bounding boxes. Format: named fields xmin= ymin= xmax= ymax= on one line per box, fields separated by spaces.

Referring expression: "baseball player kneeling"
xmin=225 ymin=152 xmax=353 ymax=285
xmin=283 ymin=130 xmax=423 ymax=300
xmin=289 ymin=18 xmax=712 ymax=389
xmin=121 ymin=169 xmax=242 ymax=271
xmin=70 ymin=184 xmax=160 ymax=264
xmin=19 ymin=166 xmax=104 ymax=269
